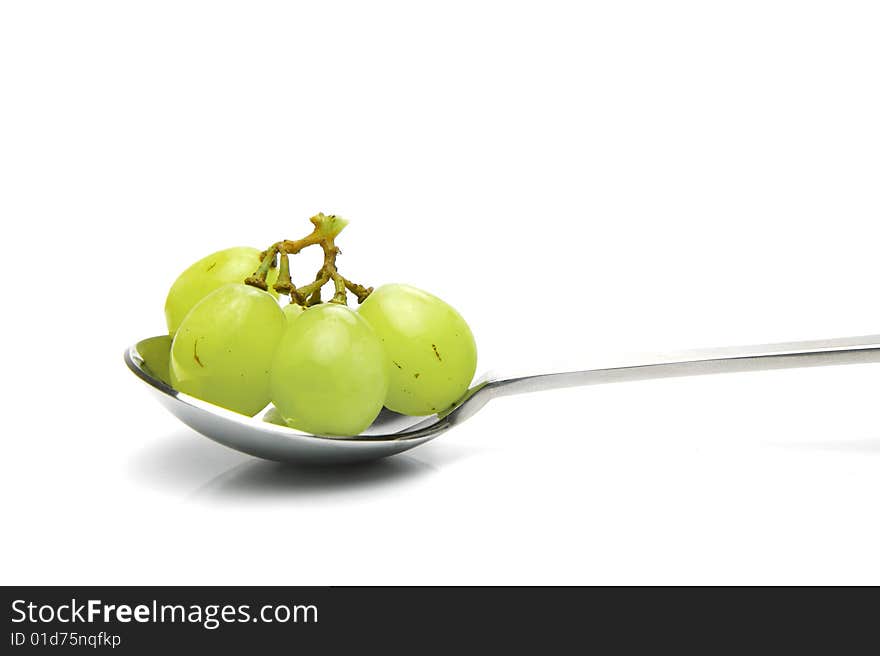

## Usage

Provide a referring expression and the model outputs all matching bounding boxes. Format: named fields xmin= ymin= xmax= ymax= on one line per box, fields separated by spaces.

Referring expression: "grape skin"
xmin=170 ymin=284 xmax=285 ymax=416
xmin=164 ymin=246 xmax=277 ymax=334
xmin=358 ymin=284 xmax=477 ymax=416
xmin=270 ymin=304 xmax=389 ymax=436
xmin=282 ymin=303 xmax=305 ymax=325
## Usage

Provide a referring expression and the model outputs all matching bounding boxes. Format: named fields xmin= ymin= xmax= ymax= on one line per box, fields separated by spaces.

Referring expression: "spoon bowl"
xmin=126 ymin=333 xmax=880 ymax=465
xmin=125 ymin=336 xmax=483 ymax=464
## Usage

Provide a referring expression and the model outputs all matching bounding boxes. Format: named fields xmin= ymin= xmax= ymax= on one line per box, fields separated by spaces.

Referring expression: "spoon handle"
xmin=489 ymin=334 xmax=880 ymax=397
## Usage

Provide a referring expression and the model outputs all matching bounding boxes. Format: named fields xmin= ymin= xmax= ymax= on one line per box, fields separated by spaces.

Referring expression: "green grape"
xmin=270 ymin=303 xmax=388 ymax=436
xmin=282 ymin=302 xmax=305 ymax=325
xmin=136 ymin=335 xmax=173 ymax=387
xmin=170 ymin=284 xmax=285 ymax=416
xmin=358 ymin=283 xmax=477 ymax=416
xmin=165 ymin=246 xmax=278 ymax=334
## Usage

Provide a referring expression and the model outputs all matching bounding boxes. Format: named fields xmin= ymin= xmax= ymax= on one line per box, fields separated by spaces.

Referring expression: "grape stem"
xmin=244 ymin=213 xmax=373 ymax=307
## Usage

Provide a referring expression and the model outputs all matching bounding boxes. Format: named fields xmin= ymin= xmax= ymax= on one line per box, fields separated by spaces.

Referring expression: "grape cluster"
xmin=163 ymin=214 xmax=477 ymax=436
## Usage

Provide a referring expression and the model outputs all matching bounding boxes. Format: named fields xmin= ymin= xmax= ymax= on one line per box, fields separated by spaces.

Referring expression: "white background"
xmin=2 ymin=1 xmax=879 ymax=585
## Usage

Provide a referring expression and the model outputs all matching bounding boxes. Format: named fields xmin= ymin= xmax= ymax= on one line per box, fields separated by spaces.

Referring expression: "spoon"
xmin=125 ymin=333 xmax=880 ymax=465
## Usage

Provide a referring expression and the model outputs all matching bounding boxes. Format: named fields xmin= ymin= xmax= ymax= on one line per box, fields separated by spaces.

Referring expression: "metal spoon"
xmin=125 ymin=333 xmax=880 ymax=465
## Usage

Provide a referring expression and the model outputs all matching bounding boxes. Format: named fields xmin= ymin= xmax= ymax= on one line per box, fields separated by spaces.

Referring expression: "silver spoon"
xmin=125 ymin=333 xmax=880 ymax=465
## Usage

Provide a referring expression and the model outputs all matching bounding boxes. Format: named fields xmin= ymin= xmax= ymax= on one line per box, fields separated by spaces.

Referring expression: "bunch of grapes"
xmin=163 ymin=214 xmax=477 ymax=436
